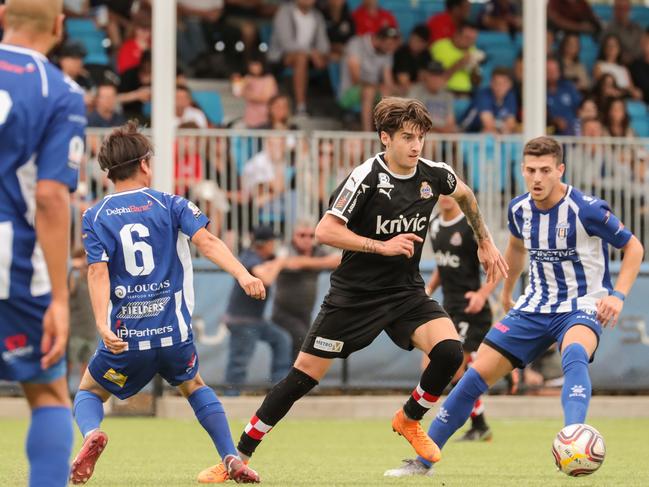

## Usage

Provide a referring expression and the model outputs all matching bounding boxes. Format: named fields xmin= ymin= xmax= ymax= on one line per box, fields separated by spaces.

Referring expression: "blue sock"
xmin=27 ymin=406 xmax=73 ymax=487
xmin=561 ymin=343 xmax=591 ymax=426
xmin=73 ymin=390 xmax=105 ymax=437
xmin=188 ymin=386 xmax=237 ymax=459
xmin=418 ymin=367 xmax=488 ymax=467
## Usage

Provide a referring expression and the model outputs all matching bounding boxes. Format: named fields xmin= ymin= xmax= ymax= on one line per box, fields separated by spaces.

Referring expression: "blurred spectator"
xmin=427 ymin=0 xmax=470 ymax=43
xmin=117 ymin=50 xmax=152 ymax=121
xmin=573 ymin=97 xmax=599 ymax=135
xmin=67 ymin=247 xmax=97 ymax=381
xmin=582 ymin=117 xmax=604 ymax=138
xmin=591 ymin=73 xmax=625 ymax=110
xmin=87 ymin=83 xmax=126 ymax=128
xmin=558 ymin=33 xmax=590 ymax=92
xmin=239 ymin=56 xmax=279 ymax=128
xmin=478 ymin=0 xmax=522 ymax=33
xmin=175 ymin=121 xmax=204 ymax=197
xmin=223 ymin=226 xmax=292 ymax=393
xmin=594 ymin=34 xmax=643 ymax=100
xmin=339 ymin=26 xmax=399 ymax=131
xmin=272 ymin=221 xmax=340 ymax=359
xmin=100 ymin=0 xmax=151 ymax=50
xmin=267 ymin=0 xmax=330 ymax=116
xmin=54 ymin=40 xmax=93 ymax=91
xmin=463 ymin=67 xmax=517 ymax=134
xmin=176 ymin=0 xmax=225 ymax=70
xmin=431 ymin=22 xmax=483 ymax=96
xmin=408 ymin=60 xmax=457 ymax=133
xmin=318 ymin=0 xmax=355 ymax=61
xmin=351 ymin=0 xmax=397 ymax=36
xmin=242 ymin=137 xmax=287 ymax=201
xmin=116 ymin=11 xmax=151 ymax=74
xmin=602 ymin=96 xmax=635 ymax=137
xmin=547 ymin=0 xmax=601 ymax=36
xmin=602 ymin=0 xmax=643 ymax=65
xmin=175 ymin=85 xmax=208 ymax=128
xmin=512 ymin=53 xmax=523 ymax=119
xmin=393 ymin=24 xmax=432 ymax=95
xmin=630 ymin=29 xmax=649 ymax=105
xmin=255 ymin=94 xmax=298 ymax=130
xmin=546 ymin=57 xmax=581 ymax=135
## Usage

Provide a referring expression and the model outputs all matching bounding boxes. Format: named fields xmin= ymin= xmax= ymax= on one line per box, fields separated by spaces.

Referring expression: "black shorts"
xmin=447 ymin=307 xmax=492 ymax=353
xmin=301 ymin=289 xmax=449 ymax=359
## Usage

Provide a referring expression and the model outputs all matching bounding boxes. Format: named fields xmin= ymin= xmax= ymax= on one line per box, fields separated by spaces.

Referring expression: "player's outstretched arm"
xmin=597 ymin=235 xmax=644 ymax=327
xmin=451 ymin=180 xmax=508 ymax=282
xmin=35 ymin=180 xmax=71 ymax=369
xmin=500 ymin=234 xmax=527 ymax=314
xmin=315 ymin=213 xmax=423 ymax=258
xmin=191 ymin=228 xmax=266 ymax=300
xmin=87 ymin=262 xmax=127 ymax=354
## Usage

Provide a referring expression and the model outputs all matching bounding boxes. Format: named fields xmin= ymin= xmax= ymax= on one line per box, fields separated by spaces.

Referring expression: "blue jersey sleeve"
xmin=581 ymin=199 xmax=632 ymax=249
xmin=508 ymin=201 xmax=523 ymax=239
xmin=172 ymin=196 xmax=209 ymax=237
xmin=82 ymin=210 xmax=109 ymax=264
xmin=35 ymin=88 xmax=86 ymax=191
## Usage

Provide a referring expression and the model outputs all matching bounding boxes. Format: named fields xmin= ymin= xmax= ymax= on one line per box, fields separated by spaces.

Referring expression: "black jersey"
xmin=326 ymin=153 xmax=458 ymax=294
xmin=429 ymin=213 xmax=487 ymax=312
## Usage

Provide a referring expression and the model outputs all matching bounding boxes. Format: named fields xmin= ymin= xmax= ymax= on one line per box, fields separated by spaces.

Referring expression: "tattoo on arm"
xmin=361 ymin=238 xmax=380 ymax=254
xmin=456 ymin=190 xmax=489 ymax=243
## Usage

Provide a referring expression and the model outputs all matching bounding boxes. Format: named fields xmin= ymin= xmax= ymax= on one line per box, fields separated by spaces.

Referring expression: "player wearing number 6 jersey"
xmin=70 ymin=122 xmax=261 ymax=484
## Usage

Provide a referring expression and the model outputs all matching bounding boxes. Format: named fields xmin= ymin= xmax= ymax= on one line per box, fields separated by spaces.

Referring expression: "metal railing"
xmin=75 ymin=130 xmax=649 ymax=260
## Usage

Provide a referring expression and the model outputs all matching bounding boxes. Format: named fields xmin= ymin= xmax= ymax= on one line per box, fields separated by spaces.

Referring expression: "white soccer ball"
xmin=552 ymin=423 xmax=606 ymax=476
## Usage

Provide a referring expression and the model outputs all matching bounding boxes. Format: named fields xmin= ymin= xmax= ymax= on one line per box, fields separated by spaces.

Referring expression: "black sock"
xmin=471 ymin=412 xmax=487 ymax=430
xmin=403 ymin=339 xmax=463 ymax=420
xmin=237 ymin=367 xmax=318 ymax=457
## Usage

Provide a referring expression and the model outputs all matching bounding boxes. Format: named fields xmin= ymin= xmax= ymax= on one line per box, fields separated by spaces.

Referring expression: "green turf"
xmin=0 ymin=417 xmax=646 ymax=486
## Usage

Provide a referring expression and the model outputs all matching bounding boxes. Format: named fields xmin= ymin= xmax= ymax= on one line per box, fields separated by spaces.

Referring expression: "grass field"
xmin=1 ymin=417 xmax=647 ymax=486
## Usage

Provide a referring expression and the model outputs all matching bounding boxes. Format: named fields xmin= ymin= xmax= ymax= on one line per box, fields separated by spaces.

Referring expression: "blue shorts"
xmin=483 ymin=309 xmax=602 ymax=368
xmin=88 ymin=339 xmax=199 ymax=399
xmin=0 ymin=296 xmax=66 ymax=383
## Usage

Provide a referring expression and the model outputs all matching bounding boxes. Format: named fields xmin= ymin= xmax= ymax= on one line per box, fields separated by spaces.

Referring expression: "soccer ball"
xmin=552 ymin=424 xmax=606 ymax=476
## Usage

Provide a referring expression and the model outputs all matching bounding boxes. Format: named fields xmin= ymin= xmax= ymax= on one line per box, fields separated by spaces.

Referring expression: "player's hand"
xmin=378 ymin=233 xmax=423 ymax=258
xmin=596 ymin=295 xmax=624 ymax=327
xmin=40 ymin=298 xmax=70 ymax=369
xmin=464 ymin=291 xmax=486 ymax=314
xmin=238 ymin=273 xmax=266 ymax=300
xmin=501 ymin=292 xmax=515 ymax=314
xmin=100 ymin=328 xmax=128 ymax=354
xmin=477 ymin=239 xmax=509 ymax=283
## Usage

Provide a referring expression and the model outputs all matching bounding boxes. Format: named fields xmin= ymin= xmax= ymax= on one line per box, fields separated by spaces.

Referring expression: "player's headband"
xmin=101 ymin=151 xmax=152 ymax=173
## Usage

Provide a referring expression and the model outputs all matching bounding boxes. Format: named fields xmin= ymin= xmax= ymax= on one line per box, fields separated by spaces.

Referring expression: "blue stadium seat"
xmin=626 ymin=100 xmax=647 ymax=119
xmin=65 ymin=18 xmax=100 ymax=36
xmin=328 ymin=62 xmax=341 ymax=98
xmin=393 ymin=9 xmax=418 ymax=37
xmin=631 ymin=116 xmax=649 ymax=137
xmin=476 ymin=32 xmax=512 ymax=50
xmin=453 ymin=98 xmax=471 ymax=122
xmin=592 ymin=4 xmax=613 ymax=23
xmin=485 ymin=46 xmax=517 ymax=70
xmin=579 ymin=34 xmax=598 ymax=76
xmin=76 ymin=33 xmax=110 ymax=66
xmin=631 ymin=6 xmax=649 ymax=28
xmin=192 ymin=91 xmax=224 ymax=126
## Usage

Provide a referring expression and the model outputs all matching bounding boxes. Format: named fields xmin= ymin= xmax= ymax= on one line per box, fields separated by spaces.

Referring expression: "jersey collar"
xmin=376 ymin=153 xmax=417 ymax=180
xmin=0 ymin=43 xmax=48 ymax=62
xmin=439 ymin=213 xmax=465 ymax=227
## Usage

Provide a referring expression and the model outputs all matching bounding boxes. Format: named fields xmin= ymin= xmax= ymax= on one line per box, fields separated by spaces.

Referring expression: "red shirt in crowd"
xmin=117 ymin=39 xmax=144 ymax=75
xmin=427 ymin=11 xmax=456 ymax=42
xmin=352 ymin=5 xmax=398 ymax=35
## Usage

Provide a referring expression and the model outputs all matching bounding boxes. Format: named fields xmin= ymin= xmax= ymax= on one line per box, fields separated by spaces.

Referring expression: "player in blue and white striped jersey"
xmin=385 ymin=136 xmax=644 ymax=477
xmin=69 ymin=122 xmax=261 ymax=484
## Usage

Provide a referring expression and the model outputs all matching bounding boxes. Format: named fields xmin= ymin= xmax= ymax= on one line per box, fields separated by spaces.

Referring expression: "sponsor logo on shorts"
xmin=114 ymin=280 xmax=171 ymax=299
xmin=115 ymin=322 xmax=173 ymax=339
xmin=116 ymin=297 xmax=171 ymax=319
xmin=1 ymin=334 xmax=34 ymax=362
xmin=186 ymin=352 xmax=197 ymax=374
xmin=106 ymin=201 xmax=153 ymax=216
xmin=313 ymin=336 xmax=344 ymax=353
xmin=376 ymin=214 xmax=427 ymax=235
xmin=493 ymin=322 xmax=509 ymax=333
xmin=103 ymin=368 xmax=127 ymax=388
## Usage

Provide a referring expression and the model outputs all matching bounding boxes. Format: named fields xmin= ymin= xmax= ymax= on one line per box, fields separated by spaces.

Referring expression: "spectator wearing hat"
xmin=223 ymin=226 xmax=292 ymax=394
xmin=351 ymin=0 xmax=397 ymax=36
xmin=54 ymin=40 xmax=94 ymax=105
xmin=87 ymin=82 xmax=127 ymax=128
xmin=408 ymin=60 xmax=457 ymax=133
xmin=393 ymin=24 xmax=432 ymax=95
xmin=339 ymin=26 xmax=400 ymax=131
xmin=462 ymin=67 xmax=518 ymax=133
xmin=267 ymin=0 xmax=330 ymax=116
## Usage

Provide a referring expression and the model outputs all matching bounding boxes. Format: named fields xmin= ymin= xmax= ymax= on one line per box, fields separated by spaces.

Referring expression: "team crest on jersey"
xmin=377 ymin=172 xmax=394 ymax=199
xmin=420 ymin=181 xmax=433 ymax=199
xmin=450 ymin=231 xmax=462 ymax=246
xmin=556 ymin=222 xmax=569 ymax=240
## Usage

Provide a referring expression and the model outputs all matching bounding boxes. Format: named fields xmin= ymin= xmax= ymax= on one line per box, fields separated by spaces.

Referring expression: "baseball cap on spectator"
xmin=423 ymin=59 xmax=445 ymax=75
xmin=58 ymin=40 xmax=87 ymax=59
xmin=376 ymin=26 xmax=400 ymax=40
xmin=252 ymin=225 xmax=279 ymax=243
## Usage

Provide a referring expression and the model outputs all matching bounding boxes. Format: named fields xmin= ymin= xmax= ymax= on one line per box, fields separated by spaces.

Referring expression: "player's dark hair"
xmin=98 ymin=120 xmax=153 ymax=183
xmin=523 ymin=136 xmax=564 ymax=166
xmin=374 ymin=97 xmax=433 ymax=140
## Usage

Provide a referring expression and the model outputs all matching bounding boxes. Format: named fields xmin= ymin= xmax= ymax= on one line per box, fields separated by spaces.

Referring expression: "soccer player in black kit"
xmin=427 ymin=195 xmax=499 ymax=441
xmin=197 ymin=97 xmax=508 ymax=482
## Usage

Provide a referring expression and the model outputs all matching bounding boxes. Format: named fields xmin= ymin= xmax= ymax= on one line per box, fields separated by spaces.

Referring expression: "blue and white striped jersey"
xmin=82 ymin=188 xmax=209 ymax=351
xmin=0 ymin=44 xmax=86 ymax=300
xmin=508 ymin=186 xmax=632 ymax=313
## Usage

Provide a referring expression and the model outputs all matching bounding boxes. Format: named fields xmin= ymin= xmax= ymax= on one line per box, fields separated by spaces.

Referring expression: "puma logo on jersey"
xmin=432 ymin=250 xmax=460 ymax=268
xmin=375 ymin=214 xmax=427 ymax=235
